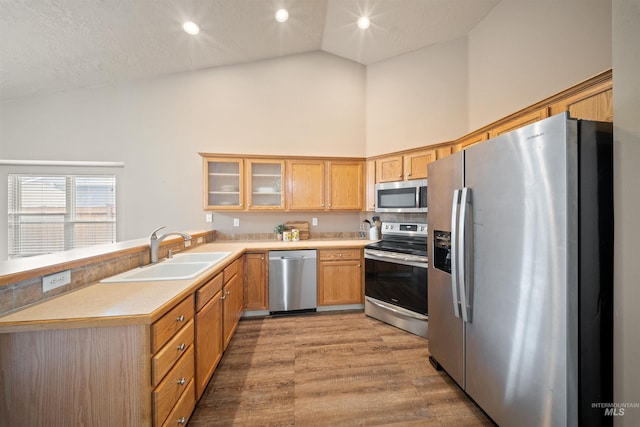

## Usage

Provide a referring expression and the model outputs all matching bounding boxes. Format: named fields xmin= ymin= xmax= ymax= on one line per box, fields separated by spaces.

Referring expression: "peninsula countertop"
xmin=0 ymin=239 xmax=371 ymax=333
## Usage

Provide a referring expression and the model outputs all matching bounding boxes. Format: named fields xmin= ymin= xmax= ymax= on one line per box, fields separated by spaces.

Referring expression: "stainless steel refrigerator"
xmin=427 ymin=112 xmax=613 ymax=427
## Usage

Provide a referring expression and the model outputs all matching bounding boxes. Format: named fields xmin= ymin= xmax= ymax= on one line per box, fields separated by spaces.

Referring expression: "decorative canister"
xmin=291 ymin=229 xmax=300 ymax=241
xmin=282 ymin=230 xmax=292 ymax=242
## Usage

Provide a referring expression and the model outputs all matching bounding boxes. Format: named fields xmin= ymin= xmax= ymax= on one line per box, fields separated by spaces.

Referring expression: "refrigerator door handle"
xmin=458 ymin=187 xmax=471 ymax=323
xmin=451 ymin=189 xmax=461 ymax=318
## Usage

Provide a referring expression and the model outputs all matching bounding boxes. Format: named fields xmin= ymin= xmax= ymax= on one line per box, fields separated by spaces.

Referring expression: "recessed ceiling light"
xmin=275 ymin=8 xmax=289 ymax=23
xmin=182 ymin=21 xmax=200 ymax=35
xmin=357 ymin=16 xmax=371 ymax=30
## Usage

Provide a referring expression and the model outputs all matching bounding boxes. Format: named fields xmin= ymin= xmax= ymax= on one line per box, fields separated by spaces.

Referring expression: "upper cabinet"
xmin=246 ymin=159 xmax=285 ymax=210
xmin=327 ymin=160 xmax=364 ymax=210
xmin=202 ymin=155 xmax=365 ymax=212
xmin=204 ymin=158 xmax=244 ymax=210
xmin=375 ymin=148 xmax=436 ymax=183
xmin=403 ymin=149 xmax=436 ymax=180
xmin=287 ymin=159 xmax=364 ymax=211
xmin=488 ymin=107 xmax=549 ymax=139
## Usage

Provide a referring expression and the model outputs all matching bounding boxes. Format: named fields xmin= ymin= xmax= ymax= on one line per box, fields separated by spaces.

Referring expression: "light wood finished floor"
xmin=188 ymin=311 xmax=494 ymax=426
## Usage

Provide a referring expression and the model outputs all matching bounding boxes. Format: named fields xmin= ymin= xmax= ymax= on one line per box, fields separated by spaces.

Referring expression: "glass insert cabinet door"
xmin=246 ymin=159 xmax=285 ymax=210
xmin=205 ymin=158 xmax=244 ymax=209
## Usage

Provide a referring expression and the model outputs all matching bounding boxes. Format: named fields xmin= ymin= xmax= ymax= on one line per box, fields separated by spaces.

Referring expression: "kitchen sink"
xmin=165 ymin=252 xmax=231 ymax=264
xmin=100 ymin=252 xmax=231 ymax=283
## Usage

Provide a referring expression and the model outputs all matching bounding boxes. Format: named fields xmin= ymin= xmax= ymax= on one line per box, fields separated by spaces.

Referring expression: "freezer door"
xmin=427 ymin=152 xmax=465 ymax=387
xmin=462 ymin=114 xmax=575 ymax=427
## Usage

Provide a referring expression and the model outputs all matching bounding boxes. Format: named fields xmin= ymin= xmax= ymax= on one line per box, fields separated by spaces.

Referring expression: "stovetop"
xmin=365 ymin=222 xmax=427 ymax=257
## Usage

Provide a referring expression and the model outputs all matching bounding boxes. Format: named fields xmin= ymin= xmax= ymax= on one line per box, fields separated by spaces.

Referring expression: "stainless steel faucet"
xmin=149 ymin=226 xmax=192 ymax=263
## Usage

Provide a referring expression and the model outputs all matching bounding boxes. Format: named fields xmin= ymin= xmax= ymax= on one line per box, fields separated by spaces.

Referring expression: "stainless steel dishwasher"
xmin=269 ymin=250 xmax=317 ymax=313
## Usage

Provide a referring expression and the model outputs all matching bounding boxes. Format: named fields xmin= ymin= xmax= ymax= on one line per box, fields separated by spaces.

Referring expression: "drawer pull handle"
xmin=177 ymin=416 xmax=187 ymax=425
xmin=176 ymin=315 xmax=185 ymax=322
xmin=177 ymin=377 xmax=186 ymax=385
xmin=177 ymin=343 xmax=186 ymax=351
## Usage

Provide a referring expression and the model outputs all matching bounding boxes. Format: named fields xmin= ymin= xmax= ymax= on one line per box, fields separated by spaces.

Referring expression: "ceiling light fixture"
xmin=357 ymin=16 xmax=371 ymax=30
xmin=182 ymin=21 xmax=200 ymax=35
xmin=275 ymin=9 xmax=289 ymax=23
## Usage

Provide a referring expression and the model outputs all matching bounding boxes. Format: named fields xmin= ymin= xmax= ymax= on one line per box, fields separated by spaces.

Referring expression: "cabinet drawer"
xmin=161 ymin=378 xmax=195 ymax=427
xmin=153 ymin=345 xmax=194 ymax=427
xmin=153 ymin=319 xmax=194 ymax=386
xmin=152 ymin=295 xmax=194 ymax=353
xmin=319 ymin=248 xmax=361 ymax=261
xmin=196 ymin=273 xmax=223 ymax=311
xmin=223 ymin=258 xmax=240 ymax=283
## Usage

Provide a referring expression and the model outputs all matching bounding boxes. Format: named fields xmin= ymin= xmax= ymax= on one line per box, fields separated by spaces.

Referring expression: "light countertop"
xmin=0 ymin=239 xmax=371 ymax=333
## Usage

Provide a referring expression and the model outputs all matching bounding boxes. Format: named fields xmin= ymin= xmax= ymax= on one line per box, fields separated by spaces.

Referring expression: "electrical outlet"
xmin=197 ymin=236 xmax=203 ymax=244
xmin=233 ymin=218 xmax=240 ymax=227
xmin=312 ymin=217 xmax=318 ymax=226
xmin=205 ymin=213 xmax=213 ymax=223
xmin=184 ymin=240 xmax=192 ymax=247
xmin=42 ymin=270 xmax=71 ymax=292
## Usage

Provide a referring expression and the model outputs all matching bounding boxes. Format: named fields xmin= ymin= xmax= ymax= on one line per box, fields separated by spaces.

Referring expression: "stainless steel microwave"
xmin=375 ymin=179 xmax=427 ymax=213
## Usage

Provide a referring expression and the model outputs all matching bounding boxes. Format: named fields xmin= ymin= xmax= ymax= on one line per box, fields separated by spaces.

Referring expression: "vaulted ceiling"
xmin=0 ymin=0 xmax=500 ymax=101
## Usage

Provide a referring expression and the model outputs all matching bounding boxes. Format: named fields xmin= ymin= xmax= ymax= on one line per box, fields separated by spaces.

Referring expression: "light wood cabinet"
xmin=489 ymin=107 xmax=550 ymax=138
xmin=203 ymin=157 xmax=285 ymax=211
xmin=287 ymin=159 xmax=365 ymax=211
xmin=455 ymin=132 xmax=488 ymax=152
xmin=403 ymin=149 xmax=436 ymax=180
xmin=151 ymin=295 xmax=195 ymax=426
xmin=246 ymin=159 xmax=285 ymax=210
xmin=244 ymin=252 xmax=268 ymax=311
xmin=327 ymin=160 xmax=364 ymax=210
xmin=318 ymin=248 xmax=363 ymax=306
xmin=203 ymin=158 xmax=244 ymax=210
xmin=375 ymin=155 xmax=403 ymax=183
xmin=195 ymin=274 xmax=224 ymax=399
xmin=222 ymin=257 xmax=244 ymax=350
xmin=375 ymin=149 xmax=436 ymax=182
xmin=287 ymin=159 xmax=325 ymax=210
xmin=366 ymin=159 xmax=376 ymax=211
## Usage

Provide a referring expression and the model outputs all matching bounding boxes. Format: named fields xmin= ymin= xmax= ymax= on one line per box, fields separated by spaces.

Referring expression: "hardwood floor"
xmin=188 ymin=311 xmax=494 ymax=426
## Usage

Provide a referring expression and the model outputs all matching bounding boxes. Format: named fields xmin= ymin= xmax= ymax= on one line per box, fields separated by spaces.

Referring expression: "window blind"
xmin=8 ymin=174 xmax=116 ymax=259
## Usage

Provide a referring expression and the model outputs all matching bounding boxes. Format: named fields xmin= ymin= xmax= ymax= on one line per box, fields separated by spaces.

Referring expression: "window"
xmin=8 ymin=174 xmax=116 ymax=259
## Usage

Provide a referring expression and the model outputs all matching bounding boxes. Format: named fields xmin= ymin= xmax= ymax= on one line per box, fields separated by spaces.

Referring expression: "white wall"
xmin=468 ymin=0 xmax=612 ymax=130
xmin=612 ymin=1 xmax=640 ymax=424
xmin=365 ymin=37 xmax=468 ymax=156
xmin=0 ymin=51 xmax=367 ymax=257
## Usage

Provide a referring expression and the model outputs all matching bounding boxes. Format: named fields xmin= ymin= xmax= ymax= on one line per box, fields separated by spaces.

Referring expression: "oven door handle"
xmin=366 ymin=297 xmax=428 ymax=321
xmin=364 ymin=251 xmax=428 ymax=268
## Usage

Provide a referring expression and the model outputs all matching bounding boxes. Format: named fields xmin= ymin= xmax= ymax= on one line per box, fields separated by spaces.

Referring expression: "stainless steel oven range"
xmin=364 ymin=222 xmax=428 ymax=338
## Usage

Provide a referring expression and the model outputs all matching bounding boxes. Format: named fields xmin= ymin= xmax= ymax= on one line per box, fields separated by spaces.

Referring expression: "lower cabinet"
xmin=244 ymin=252 xmax=268 ymax=311
xmin=317 ymin=248 xmax=363 ymax=306
xmin=151 ymin=295 xmax=195 ymax=426
xmin=222 ymin=257 xmax=244 ymax=350
xmin=194 ymin=273 xmax=224 ymax=400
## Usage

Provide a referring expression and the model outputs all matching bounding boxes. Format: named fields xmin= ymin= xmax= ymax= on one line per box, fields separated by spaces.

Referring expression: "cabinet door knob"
xmin=221 ymin=294 xmax=226 ymax=300
xmin=177 ymin=377 xmax=186 ymax=385
xmin=176 ymin=315 xmax=184 ymax=322
xmin=177 ymin=416 xmax=187 ymax=425
xmin=407 ymin=173 xmax=412 ymax=176
xmin=177 ymin=343 xmax=186 ymax=351
xmin=339 ymin=253 xmax=343 ymax=257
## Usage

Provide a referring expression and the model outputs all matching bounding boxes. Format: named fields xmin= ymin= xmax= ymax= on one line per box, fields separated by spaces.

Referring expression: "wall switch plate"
xmin=312 ymin=217 xmax=318 ymax=226
xmin=42 ymin=270 xmax=71 ymax=292
xmin=205 ymin=213 xmax=213 ymax=223
xmin=233 ymin=218 xmax=240 ymax=227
